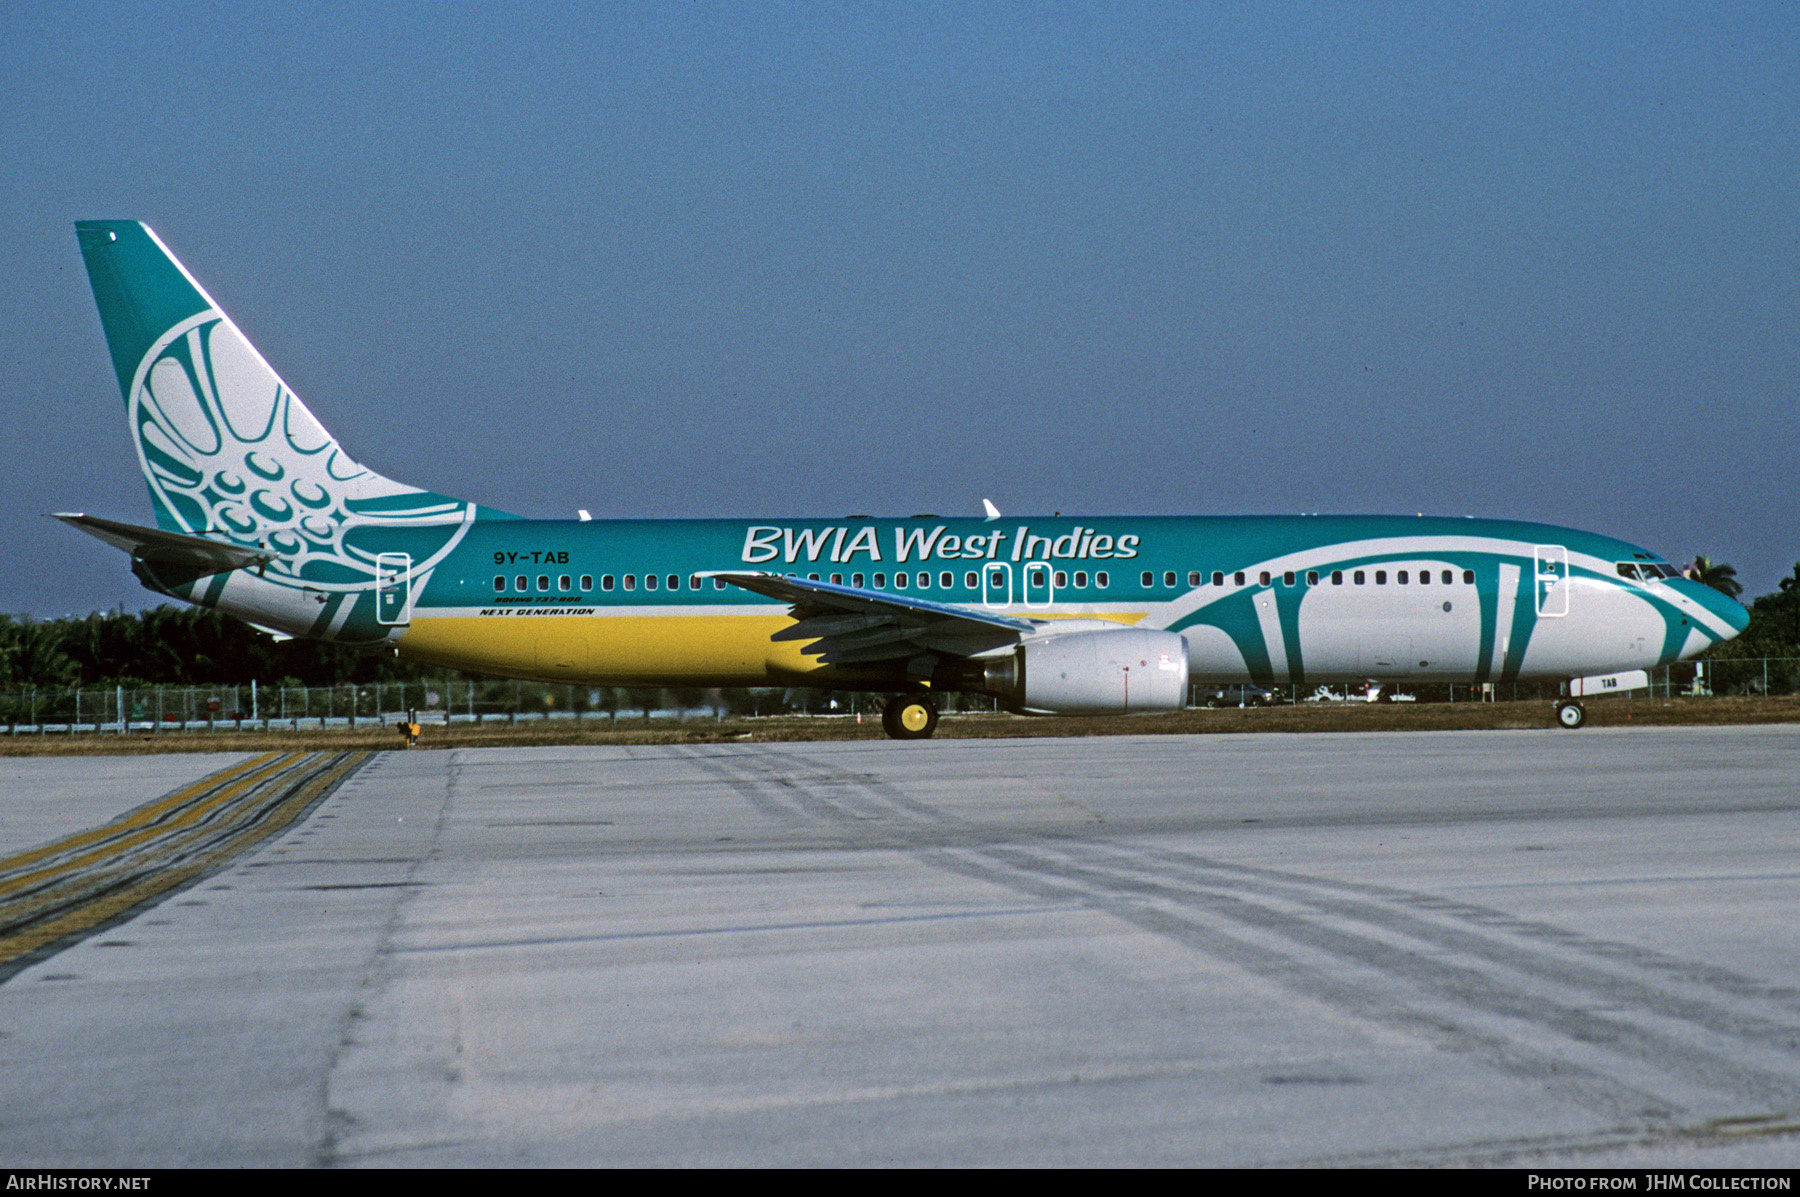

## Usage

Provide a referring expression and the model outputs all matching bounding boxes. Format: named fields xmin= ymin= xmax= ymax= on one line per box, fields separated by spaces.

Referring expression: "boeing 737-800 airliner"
xmin=57 ymin=222 xmax=1748 ymax=738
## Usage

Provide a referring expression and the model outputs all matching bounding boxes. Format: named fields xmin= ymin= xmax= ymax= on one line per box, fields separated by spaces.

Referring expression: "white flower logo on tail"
xmin=128 ymin=311 xmax=472 ymax=592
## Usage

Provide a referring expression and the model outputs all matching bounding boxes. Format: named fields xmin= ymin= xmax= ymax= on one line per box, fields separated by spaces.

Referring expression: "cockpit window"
xmin=1620 ymin=561 xmax=1682 ymax=581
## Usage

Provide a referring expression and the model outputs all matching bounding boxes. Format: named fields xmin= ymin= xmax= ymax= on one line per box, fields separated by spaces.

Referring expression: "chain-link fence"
xmin=0 ymin=660 xmax=1788 ymax=734
xmin=1194 ymin=659 xmax=1795 ymax=707
xmin=1686 ymin=657 xmax=1800 ymax=697
xmin=0 ymin=680 xmax=1009 ymax=734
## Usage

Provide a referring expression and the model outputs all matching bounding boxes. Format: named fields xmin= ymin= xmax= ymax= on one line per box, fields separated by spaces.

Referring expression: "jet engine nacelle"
xmin=996 ymin=628 xmax=1190 ymax=715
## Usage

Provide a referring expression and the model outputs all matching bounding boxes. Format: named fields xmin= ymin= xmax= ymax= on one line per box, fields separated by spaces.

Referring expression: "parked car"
xmin=1196 ymin=684 xmax=1282 ymax=708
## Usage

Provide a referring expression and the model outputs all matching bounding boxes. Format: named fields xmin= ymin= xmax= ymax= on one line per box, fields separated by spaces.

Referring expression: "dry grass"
xmin=2 ymin=696 xmax=1796 ymax=756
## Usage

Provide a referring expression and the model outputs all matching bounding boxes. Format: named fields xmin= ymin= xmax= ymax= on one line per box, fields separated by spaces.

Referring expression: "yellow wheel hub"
xmin=899 ymin=702 xmax=931 ymax=732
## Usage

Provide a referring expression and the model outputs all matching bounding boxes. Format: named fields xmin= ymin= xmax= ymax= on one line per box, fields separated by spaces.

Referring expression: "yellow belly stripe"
xmin=398 ymin=614 xmax=823 ymax=685
xmin=396 ymin=609 xmax=1151 ymax=687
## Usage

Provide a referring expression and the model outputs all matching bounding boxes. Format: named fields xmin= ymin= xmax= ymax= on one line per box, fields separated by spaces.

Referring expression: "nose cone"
xmin=1670 ymin=578 xmax=1751 ymax=638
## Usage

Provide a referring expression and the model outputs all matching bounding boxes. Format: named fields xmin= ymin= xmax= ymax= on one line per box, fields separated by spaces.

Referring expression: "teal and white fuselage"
xmin=382 ymin=513 xmax=1742 ymax=686
xmin=59 ymin=221 xmax=1748 ymax=735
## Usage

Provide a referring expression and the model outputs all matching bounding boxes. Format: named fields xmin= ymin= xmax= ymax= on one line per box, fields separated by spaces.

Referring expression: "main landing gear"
xmin=882 ymin=694 xmax=939 ymax=740
xmin=1555 ymin=700 xmax=1586 ymax=729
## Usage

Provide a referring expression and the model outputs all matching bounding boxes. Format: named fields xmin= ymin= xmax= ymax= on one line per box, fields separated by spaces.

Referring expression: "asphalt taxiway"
xmin=3 ymin=728 xmax=1799 ymax=1167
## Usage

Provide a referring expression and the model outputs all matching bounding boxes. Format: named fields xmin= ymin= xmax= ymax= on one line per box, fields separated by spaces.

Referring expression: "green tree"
xmin=6 ymin=620 xmax=76 ymax=687
xmin=1690 ymin=555 xmax=1743 ymax=599
xmin=1696 ymin=562 xmax=1799 ymax=668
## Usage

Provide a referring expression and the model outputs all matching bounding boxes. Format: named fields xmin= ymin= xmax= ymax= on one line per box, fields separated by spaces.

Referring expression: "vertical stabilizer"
xmin=73 ymin=221 xmax=490 ymax=604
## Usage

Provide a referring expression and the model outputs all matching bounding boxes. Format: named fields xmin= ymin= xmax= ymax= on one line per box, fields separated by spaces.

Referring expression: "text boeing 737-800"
xmin=56 ymin=221 xmax=1748 ymax=737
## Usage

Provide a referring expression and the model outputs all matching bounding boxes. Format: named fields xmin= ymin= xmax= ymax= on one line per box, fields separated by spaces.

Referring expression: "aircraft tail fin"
xmin=73 ymin=221 xmax=497 ymax=597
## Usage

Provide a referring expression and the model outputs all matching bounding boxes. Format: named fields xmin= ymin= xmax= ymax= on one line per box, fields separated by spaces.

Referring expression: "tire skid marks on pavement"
xmin=917 ymin=840 xmax=1679 ymax=1128
xmin=1123 ymin=841 xmax=1800 ymax=1044
xmin=673 ymin=744 xmax=1800 ymax=1122
xmin=674 ymin=746 xmax=932 ymax=825
xmin=976 ymin=839 xmax=1800 ymax=1112
xmin=670 ymin=746 xmax=814 ymax=821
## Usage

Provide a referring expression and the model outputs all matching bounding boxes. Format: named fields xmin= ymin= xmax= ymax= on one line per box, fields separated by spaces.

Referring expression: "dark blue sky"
xmin=3 ymin=2 xmax=1796 ymax=616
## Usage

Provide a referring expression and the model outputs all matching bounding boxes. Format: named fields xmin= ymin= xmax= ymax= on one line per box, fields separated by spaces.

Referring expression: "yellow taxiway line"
xmin=0 ymin=751 xmax=371 ymax=979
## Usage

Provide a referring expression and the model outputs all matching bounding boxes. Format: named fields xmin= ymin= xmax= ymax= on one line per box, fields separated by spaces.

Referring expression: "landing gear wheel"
xmin=1555 ymin=700 xmax=1586 ymax=729
xmin=882 ymin=695 xmax=939 ymax=740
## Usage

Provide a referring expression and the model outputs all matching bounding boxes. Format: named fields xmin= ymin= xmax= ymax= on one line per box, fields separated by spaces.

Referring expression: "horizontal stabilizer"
xmin=54 ymin=512 xmax=272 ymax=577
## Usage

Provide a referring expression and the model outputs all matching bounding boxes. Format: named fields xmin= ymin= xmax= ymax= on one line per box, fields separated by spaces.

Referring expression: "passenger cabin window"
xmin=830 ymin=573 xmax=842 ymax=585
xmin=692 ymin=575 xmax=703 ymax=590
xmin=1354 ymin=571 xmax=1365 ymax=585
xmin=1074 ymin=571 xmax=1087 ymax=587
xmin=516 ymin=575 xmax=528 ymax=592
xmin=1306 ymin=570 xmax=1319 ymax=585
xmin=1164 ymin=571 xmax=1177 ymax=587
xmin=1259 ymin=571 xmax=1271 ymax=586
xmin=1462 ymin=569 xmax=1475 ymax=584
xmin=644 ymin=574 xmax=657 ymax=590
xmin=1418 ymin=570 xmax=1429 ymax=585
xmin=580 ymin=575 xmax=592 ymax=591
xmin=538 ymin=575 xmax=550 ymax=591
xmin=1054 ymin=571 xmax=1067 ymax=588
xmin=601 ymin=575 xmax=614 ymax=591
xmin=668 ymin=575 xmax=679 ymax=590
xmin=965 ymin=571 xmax=978 ymax=588
xmin=1374 ymin=571 xmax=1386 ymax=584
xmin=1397 ymin=570 xmax=1408 ymax=584
xmin=558 ymin=574 xmax=571 ymax=591
xmin=623 ymin=575 xmax=635 ymax=591
xmin=1189 ymin=571 xmax=1201 ymax=586
xmin=493 ymin=576 xmax=505 ymax=592
xmin=895 ymin=573 xmax=908 ymax=588
xmin=1234 ymin=571 xmax=1246 ymax=586
xmin=1283 ymin=571 xmax=1296 ymax=586
xmin=874 ymin=573 xmax=886 ymax=588
xmin=1141 ymin=571 xmax=1154 ymax=587
xmin=1332 ymin=570 xmax=1343 ymax=585
xmin=1212 ymin=571 xmax=1224 ymax=586
xmin=943 ymin=571 xmax=955 ymax=589
xmin=713 ymin=577 xmax=726 ymax=589
xmin=854 ymin=574 xmax=866 ymax=587
xmin=1096 ymin=571 xmax=1109 ymax=588
xmin=1441 ymin=570 xmax=1452 ymax=584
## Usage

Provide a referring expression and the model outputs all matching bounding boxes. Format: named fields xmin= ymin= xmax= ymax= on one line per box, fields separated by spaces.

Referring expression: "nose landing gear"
xmin=1555 ymin=700 xmax=1586 ymax=729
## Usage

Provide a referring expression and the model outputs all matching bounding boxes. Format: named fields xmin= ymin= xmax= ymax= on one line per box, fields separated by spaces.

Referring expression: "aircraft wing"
xmin=707 ymin=571 xmax=1036 ymax=663
xmin=54 ymin=513 xmax=273 ymax=576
